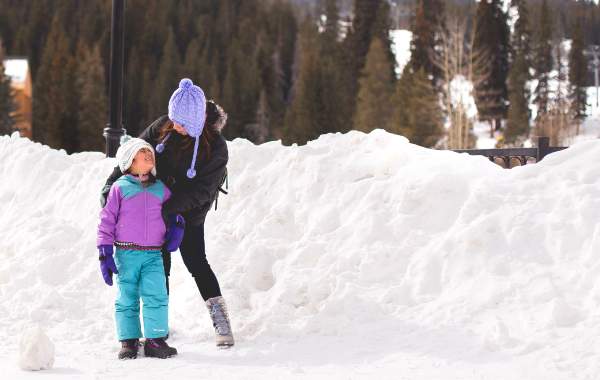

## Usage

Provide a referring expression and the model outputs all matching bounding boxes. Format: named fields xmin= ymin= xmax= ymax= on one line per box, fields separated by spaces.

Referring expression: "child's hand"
xmin=164 ymin=215 xmax=185 ymax=252
xmin=98 ymin=245 xmax=118 ymax=286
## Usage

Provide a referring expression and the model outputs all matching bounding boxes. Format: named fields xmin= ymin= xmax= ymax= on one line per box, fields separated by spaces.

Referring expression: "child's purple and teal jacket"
xmin=97 ymin=174 xmax=171 ymax=247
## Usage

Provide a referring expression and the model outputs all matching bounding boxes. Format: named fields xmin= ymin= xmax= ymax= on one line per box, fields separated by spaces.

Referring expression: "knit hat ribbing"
xmin=116 ymin=136 xmax=157 ymax=176
xmin=158 ymin=78 xmax=207 ymax=179
xmin=168 ymin=78 xmax=206 ymax=138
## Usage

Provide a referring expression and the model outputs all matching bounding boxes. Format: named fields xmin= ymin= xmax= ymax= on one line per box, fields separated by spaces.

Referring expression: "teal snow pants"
xmin=114 ymin=249 xmax=168 ymax=341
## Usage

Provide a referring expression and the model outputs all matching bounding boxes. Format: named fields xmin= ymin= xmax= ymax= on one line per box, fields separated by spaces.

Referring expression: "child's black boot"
xmin=144 ymin=337 xmax=178 ymax=359
xmin=118 ymin=339 xmax=139 ymax=360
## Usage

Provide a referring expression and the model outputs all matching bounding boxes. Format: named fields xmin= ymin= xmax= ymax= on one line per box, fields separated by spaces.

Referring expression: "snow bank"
xmin=1 ymin=131 xmax=600 ymax=378
xmin=18 ymin=326 xmax=54 ymax=371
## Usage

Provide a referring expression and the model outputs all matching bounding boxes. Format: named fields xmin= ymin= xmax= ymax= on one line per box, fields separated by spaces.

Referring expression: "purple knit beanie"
xmin=156 ymin=78 xmax=207 ymax=179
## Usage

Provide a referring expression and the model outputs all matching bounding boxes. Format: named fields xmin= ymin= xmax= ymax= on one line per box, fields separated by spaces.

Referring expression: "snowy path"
xmin=0 ymin=333 xmax=570 ymax=380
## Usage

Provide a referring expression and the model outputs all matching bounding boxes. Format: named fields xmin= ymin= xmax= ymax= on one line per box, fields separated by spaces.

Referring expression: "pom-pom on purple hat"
xmin=156 ymin=78 xmax=207 ymax=179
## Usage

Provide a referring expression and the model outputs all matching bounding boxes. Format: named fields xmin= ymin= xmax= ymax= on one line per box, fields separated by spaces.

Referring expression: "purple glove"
xmin=165 ymin=214 xmax=185 ymax=252
xmin=98 ymin=245 xmax=118 ymax=286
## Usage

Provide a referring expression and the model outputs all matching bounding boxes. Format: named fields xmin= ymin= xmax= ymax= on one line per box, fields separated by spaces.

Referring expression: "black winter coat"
xmin=100 ymin=115 xmax=228 ymax=225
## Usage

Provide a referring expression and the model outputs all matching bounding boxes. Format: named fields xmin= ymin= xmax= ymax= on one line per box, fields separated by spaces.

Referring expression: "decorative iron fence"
xmin=453 ymin=137 xmax=567 ymax=168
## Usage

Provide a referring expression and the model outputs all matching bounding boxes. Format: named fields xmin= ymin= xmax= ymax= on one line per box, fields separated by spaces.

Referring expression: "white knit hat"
xmin=116 ymin=136 xmax=157 ymax=176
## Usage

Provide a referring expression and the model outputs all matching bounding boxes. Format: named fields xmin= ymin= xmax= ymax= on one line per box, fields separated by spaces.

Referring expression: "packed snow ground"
xmin=1 ymin=131 xmax=600 ymax=379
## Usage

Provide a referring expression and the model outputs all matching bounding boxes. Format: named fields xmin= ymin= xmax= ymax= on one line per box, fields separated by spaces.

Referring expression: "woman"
xmin=100 ymin=78 xmax=234 ymax=348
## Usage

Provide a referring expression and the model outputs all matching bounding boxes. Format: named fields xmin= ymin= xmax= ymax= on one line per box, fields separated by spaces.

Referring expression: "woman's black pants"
xmin=162 ymin=223 xmax=222 ymax=301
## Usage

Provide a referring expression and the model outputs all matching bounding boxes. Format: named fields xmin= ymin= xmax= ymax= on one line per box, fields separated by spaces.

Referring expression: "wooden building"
xmin=3 ymin=57 xmax=32 ymax=138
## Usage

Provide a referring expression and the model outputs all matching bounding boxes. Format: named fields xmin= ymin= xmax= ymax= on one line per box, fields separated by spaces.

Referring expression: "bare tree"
xmin=535 ymin=40 xmax=575 ymax=146
xmin=433 ymin=10 xmax=491 ymax=149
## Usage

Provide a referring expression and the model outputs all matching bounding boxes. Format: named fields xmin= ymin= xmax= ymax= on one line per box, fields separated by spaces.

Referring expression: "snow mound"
xmin=1 ymin=130 xmax=600 ymax=378
xmin=18 ymin=326 xmax=55 ymax=371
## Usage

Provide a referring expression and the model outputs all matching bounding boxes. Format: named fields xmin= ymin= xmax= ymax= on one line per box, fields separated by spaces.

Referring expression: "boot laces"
xmin=122 ymin=339 xmax=138 ymax=348
xmin=148 ymin=338 xmax=168 ymax=348
xmin=210 ymin=302 xmax=231 ymax=335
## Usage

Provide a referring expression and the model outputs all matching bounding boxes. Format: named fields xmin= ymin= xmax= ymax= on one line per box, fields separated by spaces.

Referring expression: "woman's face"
xmin=130 ymin=148 xmax=155 ymax=175
xmin=173 ymin=122 xmax=188 ymax=136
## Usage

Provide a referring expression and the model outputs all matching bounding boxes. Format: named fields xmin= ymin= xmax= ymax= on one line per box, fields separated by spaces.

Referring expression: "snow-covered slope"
xmin=1 ymin=131 xmax=600 ymax=379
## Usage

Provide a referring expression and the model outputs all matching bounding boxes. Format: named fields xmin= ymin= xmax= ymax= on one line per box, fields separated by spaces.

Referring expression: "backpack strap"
xmin=214 ymin=168 xmax=228 ymax=210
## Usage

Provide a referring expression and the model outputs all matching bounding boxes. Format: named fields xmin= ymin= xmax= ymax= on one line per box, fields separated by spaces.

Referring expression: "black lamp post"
xmin=104 ymin=0 xmax=126 ymax=157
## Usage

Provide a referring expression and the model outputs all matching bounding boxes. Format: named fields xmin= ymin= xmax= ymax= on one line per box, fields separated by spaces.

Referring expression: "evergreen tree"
xmin=511 ymin=0 xmax=532 ymax=66
xmin=409 ymin=0 xmax=445 ymax=85
xmin=317 ymin=0 xmax=349 ymax=135
xmin=151 ymin=26 xmax=181 ymax=121
xmin=0 ymin=40 xmax=16 ymax=135
xmin=347 ymin=0 xmax=381 ymax=74
xmin=390 ymin=66 xmax=411 ymax=137
xmin=221 ymin=42 xmax=243 ymax=138
xmin=341 ymin=0 xmax=394 ymax=126
xmin=1 ymin=0 xmax=305 ymax=147
xmin=569 ymin=20 xmax=588 ymax=131
xmin=11 ymin=1 xmax=51 ymax=79
xmin=124 ymin=47 xmax=145 ymax=137
xmin=372 ymin=0 xmax=396 ymax=80
xmin=221 ymin=32 xmax=261 ymax=141
xmin=505 ymin=51 xmax=530 ymax=145
xmin=283 ymin=22 xmax=323 ymax=145
xmin=252 ymin=89 xmax=269 ymax=143
xmin=251 ymin=0 xmax=297 ymax=142
xmin=505 ymin=0 xmax=533 ymax=145
xmin=251 ymin=35 xmax=276 ymax=142
xmin=140 ymin=0 xmax=169 ymax=76
xmin=182 ymin=37 xmax=214 ymax=96
xmin=61 ymin=54 xmax=79 ymax=153
xmin=534 ymin=0 xmax=553 ymax=120
xmin=76 ymin=44 xmax=107 ymax=152
xmin=271 ymin=0 xmax=297 ymax=105
xmin=77 ymin=1 xmax=107 ymax=47
xmin=33 ymin=15 xmax=76 ymax=150
xmin=389 ymin=67 xmax=443 ymax=147
xmin=323 ymin=0 xmax=340 ymax=45
xmin=473 ymin=0 xmax=510 ymax=133
xmin=353 ymin=38 xmax=394 ymax=133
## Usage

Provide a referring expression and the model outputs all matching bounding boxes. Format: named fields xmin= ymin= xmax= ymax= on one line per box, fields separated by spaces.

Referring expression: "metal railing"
xmin=453 ymin=137 xmax=567 ymax=168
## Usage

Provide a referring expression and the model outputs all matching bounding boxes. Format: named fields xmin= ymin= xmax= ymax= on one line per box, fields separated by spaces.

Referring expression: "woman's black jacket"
xmin=100 ymin=115 xmax=228 ymax=226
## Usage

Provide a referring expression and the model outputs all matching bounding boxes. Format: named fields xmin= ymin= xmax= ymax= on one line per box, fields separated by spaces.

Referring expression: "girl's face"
xmin=130 ymin=148 xmax=155 ymax=175
xmin=173 ymin=122 xmax=188 ymax=136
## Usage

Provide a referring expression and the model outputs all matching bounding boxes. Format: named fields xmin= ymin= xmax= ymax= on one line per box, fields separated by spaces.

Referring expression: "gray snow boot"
xmin=206 ymin=296 xmax=235 ymax=348
xmin=118 ymin=339 xmax=139 ymax=360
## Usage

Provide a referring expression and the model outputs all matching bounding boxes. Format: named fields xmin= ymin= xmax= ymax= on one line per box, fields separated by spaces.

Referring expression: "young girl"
xmin=97 ymin=137 xmax=182 ymax=360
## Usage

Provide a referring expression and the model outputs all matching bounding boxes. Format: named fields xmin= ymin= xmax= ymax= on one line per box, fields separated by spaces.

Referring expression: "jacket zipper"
xmin=144 ymin=190 xmax=148 ymax=243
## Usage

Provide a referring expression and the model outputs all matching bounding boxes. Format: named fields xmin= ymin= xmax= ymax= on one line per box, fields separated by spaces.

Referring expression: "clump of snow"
xmin=2 ymin=131 xmax=600 ymax=378
xmin=473 ymin=121 xmax=498 ymax=148
xmin=390 ymin=29 xmax=412 ymax=77
xmin=449 ymin=75 xmax=478 ymax=119
xmin=18 ymin=326 xmax=55 ymax=371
